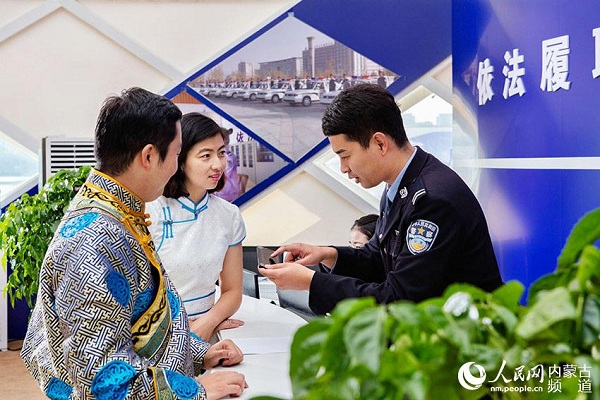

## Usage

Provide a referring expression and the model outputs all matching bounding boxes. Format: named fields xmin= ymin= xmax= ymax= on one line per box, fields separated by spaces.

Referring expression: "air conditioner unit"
xmin=41 ymin=136 xmax=96 ymax=184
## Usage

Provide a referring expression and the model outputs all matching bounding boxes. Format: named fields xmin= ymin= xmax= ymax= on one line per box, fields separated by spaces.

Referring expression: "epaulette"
xmin=410 ymin=177 xmax=427 ymax=205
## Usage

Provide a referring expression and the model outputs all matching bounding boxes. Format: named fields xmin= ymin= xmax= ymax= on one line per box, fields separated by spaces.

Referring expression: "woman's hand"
xmin=189 ymin=318 xmax=216 ymax=342
xmin=214 ymin=318 xmax=245 ymax=333
xmin=204 ymin=338 xmax=244 ymax=368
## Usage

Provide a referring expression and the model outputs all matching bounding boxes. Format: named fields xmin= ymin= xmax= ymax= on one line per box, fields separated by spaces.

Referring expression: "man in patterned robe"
xmin=21 ymin=87 xmax=246 ymax=399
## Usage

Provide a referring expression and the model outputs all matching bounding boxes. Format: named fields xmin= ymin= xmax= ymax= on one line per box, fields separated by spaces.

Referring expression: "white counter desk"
xmin=213 ymin=294 xmax=307 ymax=399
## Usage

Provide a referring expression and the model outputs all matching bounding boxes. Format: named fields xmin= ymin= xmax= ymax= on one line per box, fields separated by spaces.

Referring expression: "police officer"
xmin=259 ymin=84 xmax=503 ymax=315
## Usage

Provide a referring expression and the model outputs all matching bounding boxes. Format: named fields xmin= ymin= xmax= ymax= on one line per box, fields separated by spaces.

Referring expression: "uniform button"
xmin=379 ymin=234 xmax=382 ymax=239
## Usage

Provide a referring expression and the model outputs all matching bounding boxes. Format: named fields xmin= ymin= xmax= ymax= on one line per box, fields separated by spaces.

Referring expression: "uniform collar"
xmin=378 ymin=147 xmax=429 ymax=243
xmin=400 ymin=146 xmax=429 ymax=189
xmin=387 ymin=146 xmax=417 ymax=203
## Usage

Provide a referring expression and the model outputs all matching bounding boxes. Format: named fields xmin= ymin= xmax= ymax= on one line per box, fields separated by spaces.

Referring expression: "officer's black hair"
xmin=321 ymin=83 xmax=408 ymax=149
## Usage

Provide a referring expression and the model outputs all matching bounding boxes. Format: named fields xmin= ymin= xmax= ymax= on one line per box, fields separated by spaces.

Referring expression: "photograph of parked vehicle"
xmin=283 ymin=81 xmax=326 ymax=106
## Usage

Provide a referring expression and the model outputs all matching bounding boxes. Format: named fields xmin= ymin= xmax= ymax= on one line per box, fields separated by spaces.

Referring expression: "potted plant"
xmin=0 ymin=165 xmax=92 ymax=308
xmin=270 ymin=208 xmax=600 ymax=399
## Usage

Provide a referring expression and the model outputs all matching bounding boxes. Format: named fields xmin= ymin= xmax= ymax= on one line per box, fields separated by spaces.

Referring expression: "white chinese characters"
xmin=476 ymin=28 xmax=600 ymax=106
xmin=540 ymin=35 xmax=571 ymax=92
xmin=477 ymin=58 xmax=494 ymax=105
xmin=503 ymin=49 xmax=526 ymax=99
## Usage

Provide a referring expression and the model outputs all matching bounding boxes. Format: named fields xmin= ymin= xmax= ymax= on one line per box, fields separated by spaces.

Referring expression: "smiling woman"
xmin=146 ymin=112 xmax=247 ymax=342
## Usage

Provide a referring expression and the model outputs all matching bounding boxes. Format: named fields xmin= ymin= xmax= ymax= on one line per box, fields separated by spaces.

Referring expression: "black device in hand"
xmin=256 ymin=246 xmax=282 ymax=268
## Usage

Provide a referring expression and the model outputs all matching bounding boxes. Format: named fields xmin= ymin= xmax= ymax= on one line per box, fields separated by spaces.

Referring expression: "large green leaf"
xmin=459 ymin=343 xmax=503 ymax=372
xmin=321 ymin=298 xmax=376 ymax=374
xmin=410 ymin=338 xmax=448 ymax=371
xmin=577 ymin=245 xmax=600 ymax=292
xmin=380 ymin=346 xmax=419 ymax=380
xmin=443 ymin=283 xmax=488 ymax=302
xmin=387 ymin=301 xmax=423 ymax=327
xmin=489 ymin=303 xmax=519 ymax=337
xmin=343 ymin=306 xmax=387 ymax=373
xmin=557 ymin=208 xmax=600 ymax=271
xmin=581 ymin=294 xmax=600 ymax=350
xmin=403 ymin=370 xmax=428 ymax=400
xmin=527 ymin=269 xmax=576 ymax=305
xmin=289 ymin=318 xmax=331 ymax=396
xmin=516 ymin=287 xmax=577 ymax=341
xmin=491 ymin=281 xmax=525 ymax=313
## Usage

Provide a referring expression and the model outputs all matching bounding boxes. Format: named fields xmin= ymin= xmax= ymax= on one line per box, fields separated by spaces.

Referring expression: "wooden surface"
xmin=0 ymin=341 xmax=45 ymax=400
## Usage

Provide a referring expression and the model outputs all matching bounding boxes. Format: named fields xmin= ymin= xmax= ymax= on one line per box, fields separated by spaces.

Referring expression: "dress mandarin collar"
xmin=176 ymin=192 xmax=209 ymax=215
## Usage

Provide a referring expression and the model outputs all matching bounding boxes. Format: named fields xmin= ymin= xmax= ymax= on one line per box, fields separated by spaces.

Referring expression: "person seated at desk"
xmin=349 ymin=214 xmax=378 ymax=248
xmin=21 ymin=87 xmax=246 ymax=399
xmin=259 ymin=83 xmax=503 ymax=316
xmin=147 ymin=112 xmax=246 ymax=341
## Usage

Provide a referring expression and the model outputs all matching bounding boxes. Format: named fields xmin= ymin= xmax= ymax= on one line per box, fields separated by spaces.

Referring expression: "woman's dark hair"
xmin=95 ymin=87 xmax=182 ymax=175
xmin=163 ymin=112 xmax=226 ymax=198
xmin=322 ymin=83 xmax=408 ymax=149
xmin=351 ymin=214 xmax=379 ymax=240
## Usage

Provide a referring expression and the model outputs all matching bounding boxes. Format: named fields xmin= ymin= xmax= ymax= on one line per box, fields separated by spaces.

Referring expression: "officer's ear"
xmin=372 ymin=132 xmax=388 ymax=154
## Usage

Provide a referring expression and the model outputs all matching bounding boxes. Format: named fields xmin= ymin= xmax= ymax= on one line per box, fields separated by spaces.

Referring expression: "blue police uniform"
xmin=308 ymin=147 xmax=503 ymax=315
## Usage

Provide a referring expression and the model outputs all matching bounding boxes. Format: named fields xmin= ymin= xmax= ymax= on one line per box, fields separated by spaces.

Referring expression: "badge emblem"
xmin=399 ymin=187 xmax=408 ymax=199
xmin=406 ymin=219 xmax=439 ymax=255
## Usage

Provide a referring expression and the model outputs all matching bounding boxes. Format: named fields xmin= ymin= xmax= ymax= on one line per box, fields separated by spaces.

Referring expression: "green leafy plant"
xmin=0 ymin=166 xmax=92 ymax=307
xmin=278 ymin=208 xmax=600 ymax=399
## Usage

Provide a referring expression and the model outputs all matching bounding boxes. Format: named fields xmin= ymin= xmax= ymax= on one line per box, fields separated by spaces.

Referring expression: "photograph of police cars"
xmin=188 ymin=16 xmax=395 ymax=161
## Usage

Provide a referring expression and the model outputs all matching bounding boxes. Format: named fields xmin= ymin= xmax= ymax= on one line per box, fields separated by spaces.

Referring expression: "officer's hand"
xmin=259 ymin=262 xmax=315 ymax=291
xmin=271 ymin=243 xmax=337 ymax=267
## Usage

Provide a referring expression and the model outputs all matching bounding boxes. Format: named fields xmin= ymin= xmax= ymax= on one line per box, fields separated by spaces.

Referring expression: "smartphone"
xmin=256 ymin=246 xmax=282 ymax=268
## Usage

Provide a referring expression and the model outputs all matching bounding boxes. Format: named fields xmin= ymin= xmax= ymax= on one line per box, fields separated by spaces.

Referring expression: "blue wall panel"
xmin=454 ymin=0 xmax=600 ymax=158
xmin=479 ymin=168 xmax=600 ymax=296
xmin=454 ymin=0 xmax=600 ymax=296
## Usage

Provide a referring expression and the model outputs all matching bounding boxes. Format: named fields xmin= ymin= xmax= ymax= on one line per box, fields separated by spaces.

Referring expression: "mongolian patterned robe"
xmin=21 ymin=169 xmax=210 ymax=400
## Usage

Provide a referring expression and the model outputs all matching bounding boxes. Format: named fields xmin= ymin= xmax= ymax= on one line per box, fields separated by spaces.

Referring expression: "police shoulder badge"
xmin=406 ymin=219 xmax=439 ymax=255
